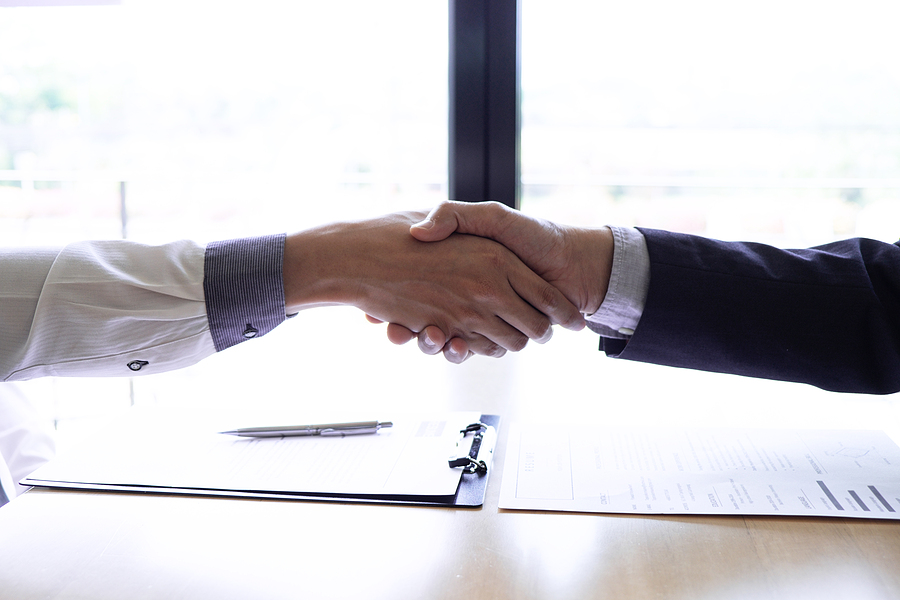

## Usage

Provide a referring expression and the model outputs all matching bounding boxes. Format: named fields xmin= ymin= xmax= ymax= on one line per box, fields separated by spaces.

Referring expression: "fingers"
xmin=411 ymin=203 xmax=580 ymax=334
xmin=385 ymin=322 xmax=416 ymax=345
xmin=367 ymin=316 xmax=419 ymax=345
xmin=381 ymin=324 xmax=464 ymax=362
xmin=358 ymin=210 xmax=579 ymax=359
xmin=409 ymin=202 xmax=463 ymax=242
xmin=411 ymin=200 xmax=511 ymax=243
xmin=404 ymin=311 xmax=529 ymax=355
xmin=412 ymin=203 xmax=611 ymax=317
xmin=507 ymin=268 xmax=586 ymax=333
xmin=384 ymin=237 xmax=579 ymax=355
xmin=442 ymin=337 xmax=474 ymax=364
xmin=431 ymin=329 xmax=507 ymax=359
xmin=379 ymin=320 xmax=495 ymax=364
xmin=417 ymin=326 xmax=446 ymax=355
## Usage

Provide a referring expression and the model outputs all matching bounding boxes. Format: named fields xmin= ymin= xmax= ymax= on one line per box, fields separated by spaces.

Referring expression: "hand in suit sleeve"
xmin=390 ymin=201 xmax=900 ymax=394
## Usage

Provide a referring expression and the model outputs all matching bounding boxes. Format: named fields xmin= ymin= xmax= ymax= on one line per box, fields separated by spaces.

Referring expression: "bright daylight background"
xmin=3 ymin=0 xmax=900 ymax=455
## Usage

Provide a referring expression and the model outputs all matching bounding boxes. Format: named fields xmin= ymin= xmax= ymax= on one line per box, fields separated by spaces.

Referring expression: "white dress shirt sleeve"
xmin=585 ymin=226 xmax=650 ymax=339
xmin=0 ymin=240 xmax=214 ymax=380
xmin=0 ymin=234 xmax=287 ymax=381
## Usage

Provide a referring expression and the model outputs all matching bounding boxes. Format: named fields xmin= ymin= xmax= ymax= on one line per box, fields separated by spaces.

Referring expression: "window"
xmin=516 ymin=0 xmax=900 ymax=419
xmin=1 ymin=1 xmax=450 ymax=442
xmin=521 ymin=0 xmax=900 ymax=248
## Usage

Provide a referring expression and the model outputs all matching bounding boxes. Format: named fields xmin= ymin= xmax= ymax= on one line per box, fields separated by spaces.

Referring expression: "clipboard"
xmin=24 ymin=413 xmax=499 ymax=509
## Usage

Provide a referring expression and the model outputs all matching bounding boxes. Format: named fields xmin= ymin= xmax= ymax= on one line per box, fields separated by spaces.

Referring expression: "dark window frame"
xmin=449 ymin=0 xmax=521 ymax=209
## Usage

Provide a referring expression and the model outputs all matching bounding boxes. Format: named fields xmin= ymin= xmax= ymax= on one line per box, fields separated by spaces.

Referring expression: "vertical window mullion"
xmin=449 ymin=0 xmax=520 ymax=209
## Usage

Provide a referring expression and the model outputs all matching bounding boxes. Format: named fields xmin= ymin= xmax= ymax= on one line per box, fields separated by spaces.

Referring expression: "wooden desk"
xmin=4 ymin=326 xmax=900 ymax=599
xmin=2 ymin=454 xmax=900 ymax=599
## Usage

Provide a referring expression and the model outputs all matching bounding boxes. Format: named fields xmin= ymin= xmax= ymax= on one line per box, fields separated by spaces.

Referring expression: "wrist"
xmin=586 ymin=225 xmax=649 ymax=335
xmin=571 ymin=226 xmax=614 ymax=316
xmin=282 ymin=225 xmax=354 ymax=313
xmin=597 ymin=226 xmax=615 ymax=310
xmin=281 ymin=212 xmax=428 ymax=315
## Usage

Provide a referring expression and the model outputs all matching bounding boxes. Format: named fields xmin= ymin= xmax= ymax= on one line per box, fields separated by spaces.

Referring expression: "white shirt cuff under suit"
xmin=585 ymin=226 xmax=650 ymax=339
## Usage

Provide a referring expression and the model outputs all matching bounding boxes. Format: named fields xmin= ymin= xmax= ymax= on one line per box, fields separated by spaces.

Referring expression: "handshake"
xmin=284 ymin=201 xmax=616 ymax=363
xmin=287 ymin=202 xmax=900 ymax=394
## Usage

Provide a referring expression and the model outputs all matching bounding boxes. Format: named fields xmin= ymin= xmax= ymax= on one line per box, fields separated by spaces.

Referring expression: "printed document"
xmin=499 ymin=423 xmax=900 ymax=519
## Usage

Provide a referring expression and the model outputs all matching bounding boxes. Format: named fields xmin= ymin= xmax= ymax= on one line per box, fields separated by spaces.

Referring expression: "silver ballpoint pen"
xmin=219 ymin=421 xmax=393 ymax=438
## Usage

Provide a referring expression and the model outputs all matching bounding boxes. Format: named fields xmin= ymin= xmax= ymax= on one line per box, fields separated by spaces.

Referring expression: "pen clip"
xmin=319 ymin=421 xmax=391 ymax=437
xmin=319 ymin=426 xmax=375 ymax=436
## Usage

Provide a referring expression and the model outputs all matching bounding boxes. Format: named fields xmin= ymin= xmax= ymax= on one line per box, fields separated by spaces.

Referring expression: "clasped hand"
xmin=283 ymin=210 xmax=587 ymax=360
xmin=351 ymin=203 xmax=614 ymax=363
xmin=377 ymin=202 xmax=614 ymax=362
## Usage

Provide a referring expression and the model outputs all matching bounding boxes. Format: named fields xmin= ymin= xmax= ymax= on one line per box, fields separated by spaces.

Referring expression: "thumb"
xmin=410 ymin=202 xmax=462 ymax=242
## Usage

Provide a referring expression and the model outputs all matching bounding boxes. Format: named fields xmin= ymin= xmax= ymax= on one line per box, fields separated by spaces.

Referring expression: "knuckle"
xmin=434 ymin=201 xmax=452 ymax=218
xmin=485 ymin=201 xmax=506 ymax=218
xmin=470 ymin=281 xmax=496 ymax=304
xmin=537 ymin=283 xmax=562 ymax=313
xmin=468 ymin=270 xmax=507 ymax=304
xmin=470 ymin=337 xmax=506 ymax=358
xmin=454 ymin=304 xmax=483 ymax=325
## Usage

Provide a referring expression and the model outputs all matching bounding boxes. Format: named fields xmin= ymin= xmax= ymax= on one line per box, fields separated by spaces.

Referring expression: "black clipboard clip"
xmin=449 ymin=422 xmax=496 ymax=475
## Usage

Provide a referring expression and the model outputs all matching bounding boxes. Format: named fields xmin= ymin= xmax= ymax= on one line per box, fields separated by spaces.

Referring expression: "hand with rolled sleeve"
xmin=280 ymin=210 xmax=584 ymax=358
xmin=0 ymin=209 xmax=584 ymax=381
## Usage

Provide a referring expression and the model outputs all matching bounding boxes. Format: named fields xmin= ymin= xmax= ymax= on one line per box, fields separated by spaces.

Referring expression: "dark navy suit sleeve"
xmin=599 ymin=228 xmax=900 ymax=394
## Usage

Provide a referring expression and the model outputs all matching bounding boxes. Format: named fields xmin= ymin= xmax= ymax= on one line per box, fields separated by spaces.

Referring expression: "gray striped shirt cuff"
xmin=203 ymin=234 xmax=287 ymax=352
